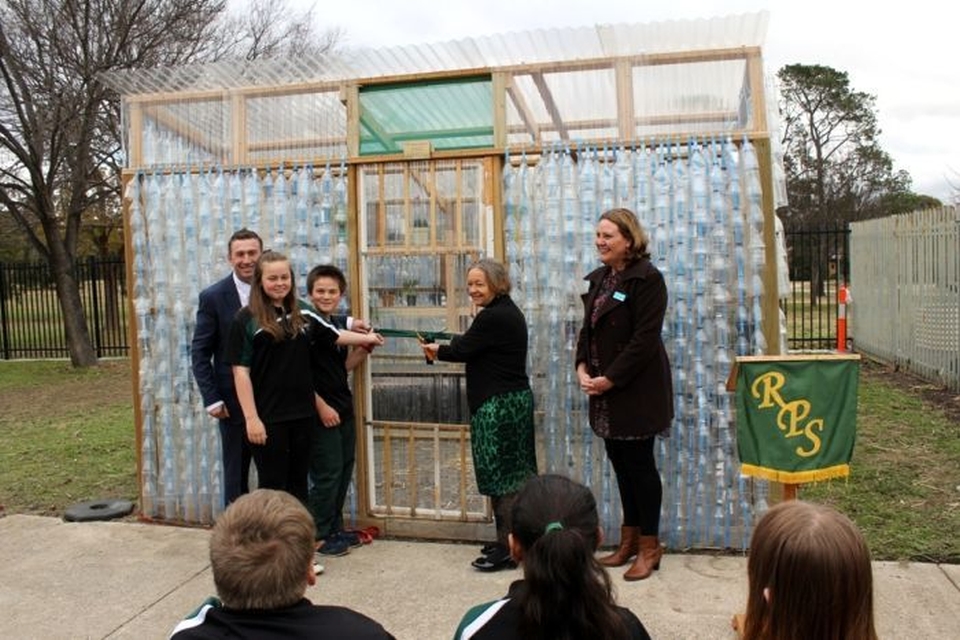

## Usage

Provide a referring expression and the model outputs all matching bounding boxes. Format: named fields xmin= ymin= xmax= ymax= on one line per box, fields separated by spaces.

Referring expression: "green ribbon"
xmin=374 ymin=327 xmax=455 ymax=342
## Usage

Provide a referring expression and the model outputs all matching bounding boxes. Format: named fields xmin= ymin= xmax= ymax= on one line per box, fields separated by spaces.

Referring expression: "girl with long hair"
xmin=454 ymin=474 xmax=651 ymax=640
xmin=226 ymin=251 xmax=382 ymax=502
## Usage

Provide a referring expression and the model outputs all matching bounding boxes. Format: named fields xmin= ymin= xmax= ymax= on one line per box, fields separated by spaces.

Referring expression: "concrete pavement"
xmin=1 ymin=514 xmax=958 ymax=639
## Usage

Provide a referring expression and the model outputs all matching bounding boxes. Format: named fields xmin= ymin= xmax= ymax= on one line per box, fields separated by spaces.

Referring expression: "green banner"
xmin=734 ymin=356 xmax=860 ymax=483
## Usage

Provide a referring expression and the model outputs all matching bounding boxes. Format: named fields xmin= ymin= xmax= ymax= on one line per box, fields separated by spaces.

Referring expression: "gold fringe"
xmin=739 ymin=463 xmax=850 ymax=484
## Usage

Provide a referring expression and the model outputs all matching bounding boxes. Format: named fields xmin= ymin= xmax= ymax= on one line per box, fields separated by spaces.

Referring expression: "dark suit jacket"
xmin=191 ymin=274 xmax=243 ymax=421
xmin=575 ymin=258 xmax=673 ymax=439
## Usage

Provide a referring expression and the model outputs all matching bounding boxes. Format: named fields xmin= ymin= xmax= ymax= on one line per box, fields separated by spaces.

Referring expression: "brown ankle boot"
xmin=597 ymin=526 xmax=640 ymax=567
xmin=623 ymin=535 xmax=663 ymax=581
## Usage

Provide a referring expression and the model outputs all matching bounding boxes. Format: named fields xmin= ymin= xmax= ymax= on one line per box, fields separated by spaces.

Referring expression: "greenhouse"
xmin=104 ymin=10 xmax=787 ymax=550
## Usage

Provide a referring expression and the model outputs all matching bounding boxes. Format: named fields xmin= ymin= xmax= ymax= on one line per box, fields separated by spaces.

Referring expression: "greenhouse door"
xmin=355 ymin=158 xmax=498 ymax=539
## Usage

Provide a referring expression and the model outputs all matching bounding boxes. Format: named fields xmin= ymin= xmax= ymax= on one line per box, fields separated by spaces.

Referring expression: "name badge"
xmin=613 ymin=291 xmax=626 ymax=302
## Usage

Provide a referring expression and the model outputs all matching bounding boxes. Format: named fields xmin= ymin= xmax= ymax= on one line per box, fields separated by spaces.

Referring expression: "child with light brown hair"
xmin=169 ymin=489 xmax=394 ymax=639
xmin=735 ymin=500 xmax=878 ymax=640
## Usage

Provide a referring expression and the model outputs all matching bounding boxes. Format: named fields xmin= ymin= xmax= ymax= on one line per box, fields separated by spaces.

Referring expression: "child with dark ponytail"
xmin=453 ymin=474 xmax=651 ymax=640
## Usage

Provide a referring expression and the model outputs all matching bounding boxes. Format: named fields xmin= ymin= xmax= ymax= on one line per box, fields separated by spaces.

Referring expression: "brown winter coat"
xmin=575 ymin=258 xmax=674 ymax=439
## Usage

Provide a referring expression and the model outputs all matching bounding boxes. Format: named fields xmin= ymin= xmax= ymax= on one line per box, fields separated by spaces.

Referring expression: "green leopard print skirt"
xmin=470 ymin=388 xmax=537 ymax=497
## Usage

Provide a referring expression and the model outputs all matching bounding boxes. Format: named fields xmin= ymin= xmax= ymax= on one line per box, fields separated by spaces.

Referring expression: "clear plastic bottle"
xmin=269 ymin=168 xmax=285 ymax=250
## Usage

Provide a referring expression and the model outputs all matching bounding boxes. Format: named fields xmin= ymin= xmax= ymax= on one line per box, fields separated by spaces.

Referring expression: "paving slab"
xmin=940 ymin=562 xmax=960 ymax=590
xmin=0 ymin=515 xmax=209 ymax=639
xmin=2 ymin=515 xmax=958 ymax=640
xmin=871 ymin=561 xmax=960 ymax=639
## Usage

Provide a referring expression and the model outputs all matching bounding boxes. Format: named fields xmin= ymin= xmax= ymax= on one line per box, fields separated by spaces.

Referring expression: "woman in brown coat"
xmin=575 ymin=207 xmax=673 ymax=581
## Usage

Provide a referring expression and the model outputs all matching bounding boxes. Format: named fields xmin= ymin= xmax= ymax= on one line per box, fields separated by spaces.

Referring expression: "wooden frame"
xmin=118 ymin=37 xmax=782 ymax=535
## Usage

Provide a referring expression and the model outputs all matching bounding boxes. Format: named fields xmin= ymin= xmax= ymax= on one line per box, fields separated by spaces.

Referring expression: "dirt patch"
xmin=1 ymin=359 xmax=132 ymax=423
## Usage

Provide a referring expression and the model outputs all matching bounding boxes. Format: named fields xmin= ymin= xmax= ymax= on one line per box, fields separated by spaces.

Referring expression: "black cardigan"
xmin=437 ymin=295 xmax=531 ymax=413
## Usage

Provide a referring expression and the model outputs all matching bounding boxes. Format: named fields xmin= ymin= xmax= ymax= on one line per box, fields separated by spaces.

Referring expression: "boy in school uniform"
xmin=169 ymin=489 xmax=394 ymax=639
xmin=307 ymin=264 xmax=374 ymax=557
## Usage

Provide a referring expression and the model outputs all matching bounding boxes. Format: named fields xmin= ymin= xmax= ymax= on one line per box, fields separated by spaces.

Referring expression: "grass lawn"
xmin=800 ymin=358 xmax=960 ymax=563
xmin=0 ymin=357 xmax=957 ymax=563
xmin=0 ymin=359 xmax=137 ymax=516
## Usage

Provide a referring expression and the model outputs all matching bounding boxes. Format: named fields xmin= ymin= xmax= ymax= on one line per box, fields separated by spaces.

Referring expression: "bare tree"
xmin=211 ymin=0 xmax=341 ymax=60
xmin=0 ymin=0 xmax=337 ymax=366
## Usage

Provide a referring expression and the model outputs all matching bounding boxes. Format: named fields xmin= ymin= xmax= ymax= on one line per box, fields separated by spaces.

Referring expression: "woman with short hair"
xmin=423 ymin=258 xmax=538 ymax=571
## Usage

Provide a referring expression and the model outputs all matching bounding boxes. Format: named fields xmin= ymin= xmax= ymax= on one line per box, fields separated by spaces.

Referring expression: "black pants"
xmin=604 ymin=437 xmax=662 ymax=535
xmin=219 ymin=415 xmax=253 ymax=506
xmin=250 ymin=416 xmax=314 ymax=504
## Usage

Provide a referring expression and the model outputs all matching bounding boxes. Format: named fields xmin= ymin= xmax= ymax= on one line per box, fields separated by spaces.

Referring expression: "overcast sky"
xmin=291 ymin=0 xmax=957 ymax=202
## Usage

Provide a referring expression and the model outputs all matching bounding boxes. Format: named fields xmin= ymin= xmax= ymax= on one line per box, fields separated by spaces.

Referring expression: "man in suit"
xmin=191 ymin=229 xmax=263 ymax=506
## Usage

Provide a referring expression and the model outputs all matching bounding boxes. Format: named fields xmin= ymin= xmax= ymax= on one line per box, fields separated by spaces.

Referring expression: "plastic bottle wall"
xmin=126 ymin=164 xmax=348 ymax=523
xmin=504 ymin=139 xmax=775 ymax=549
xmin=129 ymin=142 xmax=778 ymax=548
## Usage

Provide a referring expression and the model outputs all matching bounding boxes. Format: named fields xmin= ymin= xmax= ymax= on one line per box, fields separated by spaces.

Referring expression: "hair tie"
xmin=544 ymin=521 xmax=564 ymax=534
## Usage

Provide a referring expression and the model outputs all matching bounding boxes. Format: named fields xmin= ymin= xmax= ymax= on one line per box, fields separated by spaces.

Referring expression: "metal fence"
xmin=1 ymin=233 xmax=854 ymax=361
xmin=782 ymin=225 xmax=850 ymax=351
xmin=849 ymin=207 xmax=959 ymax=391
xmin=0 ymin=256 xmax=129 ymax=359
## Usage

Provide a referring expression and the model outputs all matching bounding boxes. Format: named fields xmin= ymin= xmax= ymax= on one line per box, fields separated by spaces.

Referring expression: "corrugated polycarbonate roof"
xmin=103 ymin=12 xmax=768 ymax=96
xmin=103 ymin=11 xmax=771 ymax=167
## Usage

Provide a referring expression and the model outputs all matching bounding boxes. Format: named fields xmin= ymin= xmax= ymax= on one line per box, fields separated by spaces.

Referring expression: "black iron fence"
xmin=782 ymin=225 xmax=851 ymax=351
xmin=0 ymin=256 xmax=129 ymax=359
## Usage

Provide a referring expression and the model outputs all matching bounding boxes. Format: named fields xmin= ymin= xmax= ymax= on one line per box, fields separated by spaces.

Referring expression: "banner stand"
xmin=727 ymin=353 xmax=861 ymax=638
xmin=726 ymin=353 xmax=862 ymax=503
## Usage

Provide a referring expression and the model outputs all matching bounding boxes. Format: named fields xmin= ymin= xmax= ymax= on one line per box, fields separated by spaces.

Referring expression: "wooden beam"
xmin=358 ymin=110 xmax=397 ymax=153
xmin=615 ymin=59 xmax=635 ymax=140
xmin=746 ymin=54 xmax=781 ymax=357
xmin=428 ymin=163 xmax=437 ymax=245
xmin=140 ymin=104 xmax=225 ymax=162
xmin=376 ymin=164 xmax=386 ymax=247
xmin=490 ymin=155 xmax=505 ymax=261
xmin=746 ymin=50 xmax=768 ymax=135
xmin=230 ymin=93 xmax=246 ymax=165
xmin=492 ymin=72 xmax=508 ymax=149
xmin=505 ymin=77 xmax=540 ymax=145
xmin=344 ymin=160 xmax=374 ymax=521
xmin=408 ymin=167 xmax=454 ymax=219
xmin=247 ymin=135 xmax=347 ymax=152
xmin=127 ymin=102 xmax=143 ymax=167
xmin=187 ymin=105 xmax=744 ymax=160
xmin=404 ymin=164 xmax=417 ymax=242
xmin=531 ymin=71 xmax=569 ymax=142
xmin=506 ymin=111 xmax=739 ymax=134
xmin=455 ymin=162 xmax=464 ymax=250
xmin=501 ymin=128 xmax=770 ymax=157
xmin=120 ymin=172 xmax=144 ymax=514
xmin=343 ymin=83 xmax=360 ymax=158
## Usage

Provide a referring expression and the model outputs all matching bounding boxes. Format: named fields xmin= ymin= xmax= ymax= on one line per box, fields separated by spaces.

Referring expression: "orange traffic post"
xmin=837 ymin=283 xmax=850 ymax=352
